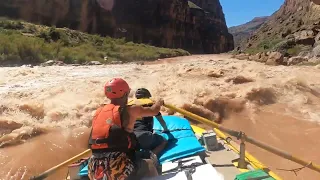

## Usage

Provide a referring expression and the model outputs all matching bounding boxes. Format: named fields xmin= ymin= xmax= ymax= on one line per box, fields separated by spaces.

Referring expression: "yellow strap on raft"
xmin=190 ymin=125 xmax=206 ymax=137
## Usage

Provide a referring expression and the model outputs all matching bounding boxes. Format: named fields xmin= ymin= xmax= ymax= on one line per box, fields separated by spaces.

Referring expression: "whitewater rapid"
xmin=1 ymin=54 xmax=320 ymax=180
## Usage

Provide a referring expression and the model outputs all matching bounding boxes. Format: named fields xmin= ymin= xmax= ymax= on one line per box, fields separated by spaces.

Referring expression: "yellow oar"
xmin=163 ymin=103 xmax=320 ymax=174
xmin=29 ymin=149 xmax=91 ymax=180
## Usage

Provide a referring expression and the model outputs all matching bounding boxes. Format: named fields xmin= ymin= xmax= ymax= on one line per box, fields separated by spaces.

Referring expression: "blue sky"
xmin=220 ymin=0 xmax=285 ymax=27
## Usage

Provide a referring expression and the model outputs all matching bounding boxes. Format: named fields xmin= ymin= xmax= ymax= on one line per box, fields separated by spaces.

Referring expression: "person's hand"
xmin=158 ymin=99 xmax=164 ymax=106
xmin=161 ymin=129 xmax=169 ymax=133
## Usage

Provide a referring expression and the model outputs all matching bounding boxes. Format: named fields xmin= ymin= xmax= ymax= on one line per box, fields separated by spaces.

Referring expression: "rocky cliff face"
xmin=0 ymin=0 xmax=234 ymax=54
xmin=228 ymin=16 xmax=269 ymax=49
xmin=189 ymin=0 xmax=234 ymax=53
xmin=245 ymin=0 xmax=320 ymax=57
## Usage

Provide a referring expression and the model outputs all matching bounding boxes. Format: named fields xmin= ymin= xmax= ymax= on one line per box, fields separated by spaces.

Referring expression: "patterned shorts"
xmin=88 ymin=152 xmax=135 ymax=180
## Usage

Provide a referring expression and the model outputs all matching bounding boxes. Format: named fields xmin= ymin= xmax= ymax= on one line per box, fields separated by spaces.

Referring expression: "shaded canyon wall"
xmin=0 ymin=0 xmax=234 ymax=53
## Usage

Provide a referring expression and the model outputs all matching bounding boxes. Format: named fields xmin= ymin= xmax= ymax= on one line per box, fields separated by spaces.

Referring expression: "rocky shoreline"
xmin=1 ymin=59 xmax=150 ymax=68
xmin=232 ymin=51 xmax=320 ymax=66
xmin=3 ymin=53 xmax=320 ymax=68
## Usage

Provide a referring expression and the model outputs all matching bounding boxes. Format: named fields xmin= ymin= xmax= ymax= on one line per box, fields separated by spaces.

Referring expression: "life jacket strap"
xmin=89 ymin=138 xmax=111 ymax=145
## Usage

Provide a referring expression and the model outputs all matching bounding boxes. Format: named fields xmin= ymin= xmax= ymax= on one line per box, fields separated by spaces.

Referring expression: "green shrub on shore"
xmin=244 ymin=38 xmax=282 ymax=55
xmin=0 ymin=19 xmax=190 ymax=65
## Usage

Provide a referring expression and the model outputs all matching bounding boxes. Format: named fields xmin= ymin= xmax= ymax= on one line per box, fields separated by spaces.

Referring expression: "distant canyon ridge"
xmin=228 ymin=0 xmax=320 ymax=66
xmin=228 ymin=16 xmax=269 ymax=49
xmin=0 ymin=0 xmax=234 ymax=54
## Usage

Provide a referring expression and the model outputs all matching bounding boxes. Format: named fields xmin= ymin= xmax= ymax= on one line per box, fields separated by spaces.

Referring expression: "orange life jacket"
xmin=88 ymin=104 xmax=137 ymax=153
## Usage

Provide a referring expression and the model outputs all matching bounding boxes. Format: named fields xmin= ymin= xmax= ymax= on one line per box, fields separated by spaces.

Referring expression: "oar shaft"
xmin=164 ymin=103 xmax=320 ymax=174
xmin=30 ymin=149 xmax=91 ymax=180
xmin=245 ymin=135 xmax=320 ymax=173
xmin=163 ymin=104 xmax=239 ymax=137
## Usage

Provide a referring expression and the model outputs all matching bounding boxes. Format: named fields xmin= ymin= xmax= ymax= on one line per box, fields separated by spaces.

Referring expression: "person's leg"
xmin=150 ymin=134 xmax=168 ymax=156
xmin=136 ymin=130 xmax=167 ymax=156
xmin=108 ymin=152 xmax=135 ymax=180
xmin=88 ymin=152 xmax=135 ymax=180
xmin=128 ymin=157 xmax=159 ymax=179
xmin=135 ymin=131 xmax=154 ymax=150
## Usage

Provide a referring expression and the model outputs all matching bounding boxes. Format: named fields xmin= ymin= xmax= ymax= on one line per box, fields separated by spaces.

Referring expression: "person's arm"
xmin=154 ymin=115 xmax=168 ymax=132
xmin=128 ymin=99 xmax=164 ymax=119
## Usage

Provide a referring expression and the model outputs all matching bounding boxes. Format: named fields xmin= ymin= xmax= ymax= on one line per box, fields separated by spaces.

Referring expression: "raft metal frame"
xmin=163 ymin=103 xmax=320 ymax=178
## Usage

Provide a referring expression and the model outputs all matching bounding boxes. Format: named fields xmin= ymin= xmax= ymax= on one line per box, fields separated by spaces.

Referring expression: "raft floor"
xmin=203 ymin=139 xmax=246 ymax=180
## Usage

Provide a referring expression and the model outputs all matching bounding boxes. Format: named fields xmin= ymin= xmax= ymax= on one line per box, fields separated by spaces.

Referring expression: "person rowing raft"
xmin=128 ymin=88 xmax=168 ymax=157
xmin=87 ymin=78 xmax=164 ymax=180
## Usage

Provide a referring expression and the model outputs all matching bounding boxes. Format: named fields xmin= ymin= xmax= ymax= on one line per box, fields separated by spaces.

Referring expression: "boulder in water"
xmin=265 ymin=52 xmax=284 ymax=65
xmin=248 ymin=52 xmax=261 ymax=61
xmin=41 ymin=60 xmax=65 ymax=66
xmin=88 ymin=61 xmax=103 ymax=65
xmin=308 ymin=57 xmax=320 ymax=64
xmin=287 ymin=56 xmax=308 ymax=65
xmin=234 ymin=53 xmax=250 ymax=60
xmin=207 ymin=70 xmax=224 ymax=78
xmin=110 ymin=61 xmax=123 ymax=64
xmin=312 ymin=45 xmax=320 ymax=57
xmin=43 ymin=60 xmax=55 ymax=66
xmin=21 ymin=64 xmax=33 ymax=68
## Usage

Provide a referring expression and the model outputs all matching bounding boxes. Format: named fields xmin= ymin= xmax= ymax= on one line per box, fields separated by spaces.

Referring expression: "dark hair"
xmin=135 ymin=88 xmax=152 ymax=99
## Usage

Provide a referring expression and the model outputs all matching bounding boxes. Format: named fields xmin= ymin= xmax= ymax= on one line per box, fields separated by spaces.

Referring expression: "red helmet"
xmin=104 ymin=78 xmax=130 ymax=99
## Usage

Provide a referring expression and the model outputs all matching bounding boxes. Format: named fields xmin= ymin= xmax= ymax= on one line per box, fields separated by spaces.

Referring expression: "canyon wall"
xmin=0 ymin=0 xmax=234 ymax=53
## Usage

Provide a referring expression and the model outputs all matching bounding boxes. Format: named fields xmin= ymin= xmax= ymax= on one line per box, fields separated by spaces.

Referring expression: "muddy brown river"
xmin=1 ymin=54 xmax=320 ymax=180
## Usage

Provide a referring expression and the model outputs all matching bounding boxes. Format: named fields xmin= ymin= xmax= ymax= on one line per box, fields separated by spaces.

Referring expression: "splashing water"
xmin=1 ymin=54 xmax=320 ymax=180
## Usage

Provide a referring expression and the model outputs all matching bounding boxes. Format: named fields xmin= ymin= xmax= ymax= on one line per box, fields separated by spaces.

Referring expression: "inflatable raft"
xmin=66 ymin=115 xmax=280 ymax=180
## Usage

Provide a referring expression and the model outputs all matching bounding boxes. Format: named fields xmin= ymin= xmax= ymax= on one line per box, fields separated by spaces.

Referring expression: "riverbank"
xmin=0 ymin=18 xmax=189 ymax=67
